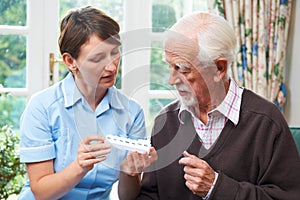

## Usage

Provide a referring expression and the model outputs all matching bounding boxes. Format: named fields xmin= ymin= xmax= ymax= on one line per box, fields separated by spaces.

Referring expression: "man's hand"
xmin=179 ymin=151 xmax=216 ymax=197
xmin=120 ymin=147 xmax=157 ymax=176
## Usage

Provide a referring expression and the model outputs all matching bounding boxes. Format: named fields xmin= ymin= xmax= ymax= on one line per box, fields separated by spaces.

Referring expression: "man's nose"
xmin=168 ymin=69 xmax=180 ymax=86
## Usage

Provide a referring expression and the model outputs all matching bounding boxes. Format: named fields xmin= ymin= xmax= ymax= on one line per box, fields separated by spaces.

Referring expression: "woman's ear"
xmin=214 ymin=58 xmax=228 ymax=82
xmin=62 ymin=52 xmax=77 ymax=72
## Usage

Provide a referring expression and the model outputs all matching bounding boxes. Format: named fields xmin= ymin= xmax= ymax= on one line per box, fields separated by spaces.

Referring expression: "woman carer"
xmin=19 ymin=6 xmax=157 ymax=200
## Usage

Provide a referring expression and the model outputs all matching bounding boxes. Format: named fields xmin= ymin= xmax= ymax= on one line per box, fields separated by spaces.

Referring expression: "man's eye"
xmin=179 ymin=69 xmax=190 ymax=74
xmin=175 ymin=63 xmax=183 ymax=68
xmin=175 ymin=63 xmax=190 ymax=73
xmin=175 ymin=62 xmax=190 ymax=68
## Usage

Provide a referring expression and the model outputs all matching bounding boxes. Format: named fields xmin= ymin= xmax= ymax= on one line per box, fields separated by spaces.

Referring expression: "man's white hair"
xmin=170 ymin=12 xmax=237 ymax=68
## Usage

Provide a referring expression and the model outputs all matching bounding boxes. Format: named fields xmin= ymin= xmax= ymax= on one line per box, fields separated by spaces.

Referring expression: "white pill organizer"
xmin=105 ymin=134 xmax=151 ymax=153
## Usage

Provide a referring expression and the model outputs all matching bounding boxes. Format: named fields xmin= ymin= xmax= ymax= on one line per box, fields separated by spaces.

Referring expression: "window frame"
xmin=0 ymin=0 xmax=203 ymax=132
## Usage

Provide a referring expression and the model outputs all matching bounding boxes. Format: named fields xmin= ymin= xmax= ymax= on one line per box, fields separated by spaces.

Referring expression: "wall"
xmin=285 ymin=0 xmax=300 ymax=127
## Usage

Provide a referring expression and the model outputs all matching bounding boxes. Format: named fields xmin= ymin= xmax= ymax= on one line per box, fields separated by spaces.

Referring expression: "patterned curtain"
xmin=207 ymin=0 xmax=293 ymax=107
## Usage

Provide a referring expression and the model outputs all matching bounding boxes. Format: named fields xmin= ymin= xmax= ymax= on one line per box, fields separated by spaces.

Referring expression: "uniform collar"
xmin=62 ymin=73 xmax=124 ymax=111
xmin=62 ymin=73 xmax=81 ymax=108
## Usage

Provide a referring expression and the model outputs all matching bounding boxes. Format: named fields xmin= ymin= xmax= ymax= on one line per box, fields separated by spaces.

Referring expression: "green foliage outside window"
xmin=0 ymin=0 xmax=26 ymax=26
xmin=0 ymin=92 xmax=26 ymax=200
xmin=152 ymin=3 xmax=176 ymax=32
xmin=0 ymin=125 xmax=26 ymax=200
xmin=0 ymin=35 xmax=26 ymax=88
xmin=0 ymin=0 xmax=26 ymax=88
xmin=0 ymin=1 xmax=27 ymax=199
xmin=0 ymin=93 xmax=26 ymax=128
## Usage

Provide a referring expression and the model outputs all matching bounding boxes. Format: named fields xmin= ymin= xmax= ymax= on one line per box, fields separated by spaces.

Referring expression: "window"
xmin=0 ymin=0 xmax=207 ymax=132
xmin=148 ymin=0 xmax=208 ymax=129
xmin=0 ymin=0 xmax=27 ymax=130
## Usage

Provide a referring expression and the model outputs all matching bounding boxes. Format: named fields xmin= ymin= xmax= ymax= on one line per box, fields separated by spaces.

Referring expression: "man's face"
xmin=164 ymin=35 xmax=214 ymax=108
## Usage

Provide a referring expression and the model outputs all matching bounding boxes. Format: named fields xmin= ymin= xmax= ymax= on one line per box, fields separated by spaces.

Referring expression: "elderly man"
xmin=137 ymin=12 xmax=300 ymax=200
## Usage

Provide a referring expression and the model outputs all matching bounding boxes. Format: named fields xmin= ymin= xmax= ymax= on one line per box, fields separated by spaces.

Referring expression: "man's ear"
xmin=214 ymin=58 xmax=228 ymax=82
xmin=62 ymin=52 xmax=77 ymax=72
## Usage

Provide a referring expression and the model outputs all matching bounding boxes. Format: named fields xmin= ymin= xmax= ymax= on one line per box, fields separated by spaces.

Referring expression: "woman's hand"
xmin=77 ymin=134 xmax=111 ymax=172
xmin=120 ymin=147 xmax=158 ymax=176
xmin=26 ymin=134 xmax=111 ymax=200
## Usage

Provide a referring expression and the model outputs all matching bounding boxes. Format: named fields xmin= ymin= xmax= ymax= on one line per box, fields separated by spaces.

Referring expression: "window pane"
xmin=150 ymin=0 xmax=208 ymax=88
xmin=60 ymin=0 xmax=123 ymax=29
xmin=54 ymin=62 xmax=69 ymax=84
xmin=193 ymin=0 xmax=208 ymax=12
xmin=0 ymin=95 xmax=26 ymax=130
xmin=151 ymin=0 xmax=208 ymax=32
xmin=0 ymin=0 xmax=27 ymax=26
xmin=150 ymin=41 xmax=174 ymax=90
xmin=152 ymin=0 xmax=179 ymax=32
xmin=0 ymin=35 xmax=26 ymax=88
xmin=148 ymin=98 xmax=175 ymax=128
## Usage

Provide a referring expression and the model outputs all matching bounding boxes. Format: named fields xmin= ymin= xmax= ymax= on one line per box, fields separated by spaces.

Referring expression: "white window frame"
xmin=0 ymin=0 xmax=198 ymax=128
xmin=0 ymin=0 xmax=59 ymax=99
xmin=122 ymin=0 xmax=194 ymax=128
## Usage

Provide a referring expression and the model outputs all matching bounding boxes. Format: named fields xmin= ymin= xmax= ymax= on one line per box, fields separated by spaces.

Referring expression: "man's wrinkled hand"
xmin=120 ymin=147 xmax=157 ymax=176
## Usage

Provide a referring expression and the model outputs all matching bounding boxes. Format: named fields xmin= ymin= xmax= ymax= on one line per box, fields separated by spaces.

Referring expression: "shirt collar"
xmin=106 ymin=86 xmax=126 ymax=110
xmin=62 ymin=73 xmax=124 ymax=110
xmin=95 ymin=86 xmax=125 ymax=116
xmin=213 ymin=79 xmax=243 ymax=125
xmin=62 ymin=73 xmax=81 ymax=108
xmin=178 ymin=79 xmax=243 ymax=125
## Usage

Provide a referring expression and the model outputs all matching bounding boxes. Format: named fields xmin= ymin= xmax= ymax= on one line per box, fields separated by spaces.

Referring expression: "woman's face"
xmin=74 ymin=34 xmax=120 ymax=89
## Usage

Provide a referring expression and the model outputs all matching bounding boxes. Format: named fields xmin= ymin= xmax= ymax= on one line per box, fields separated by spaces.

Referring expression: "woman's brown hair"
xmin=58 ymin=6 xmax=121 ymax=59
